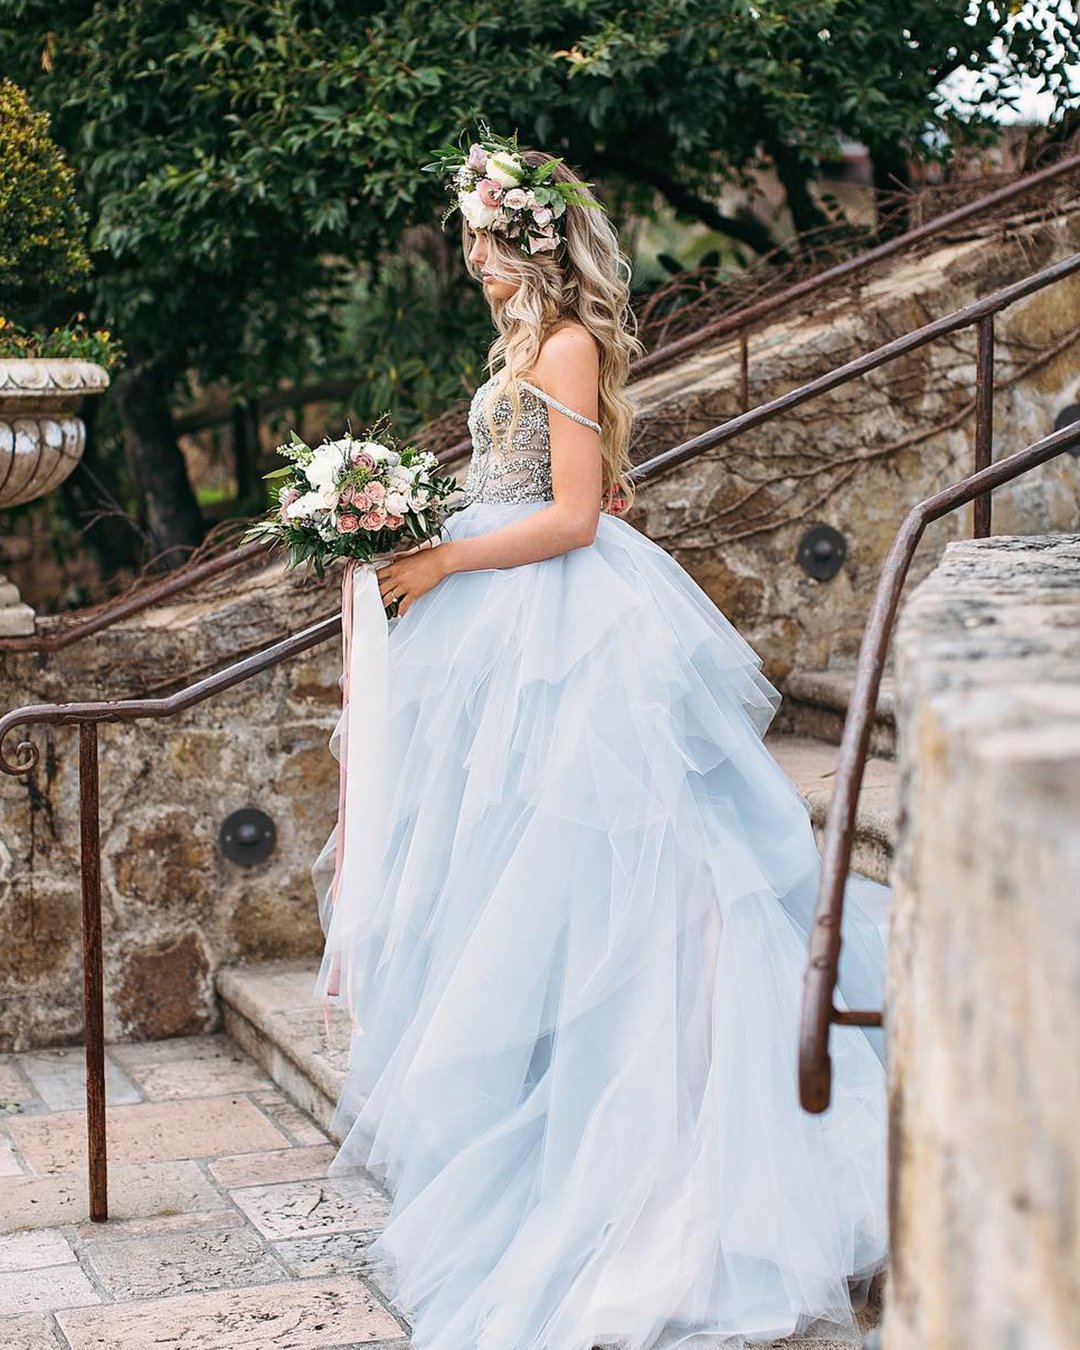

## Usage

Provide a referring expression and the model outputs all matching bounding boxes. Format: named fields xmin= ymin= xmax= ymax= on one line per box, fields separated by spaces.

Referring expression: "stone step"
xmin=765 ymin=731 xmax=897 ymax=886
xmin=217 ymin=962 xmax=348 ymax=1141
xmin=775 ymin=669 xmax=897 ymax=760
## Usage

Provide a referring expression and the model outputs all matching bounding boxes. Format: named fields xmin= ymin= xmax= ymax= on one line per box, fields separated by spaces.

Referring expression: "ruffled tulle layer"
xmin=311 ymin=501 xmax=889 ymax=1350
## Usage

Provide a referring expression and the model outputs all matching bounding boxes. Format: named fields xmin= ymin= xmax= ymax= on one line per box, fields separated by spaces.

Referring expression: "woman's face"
xmin=468 ymin=229 xmax=519 ymax=303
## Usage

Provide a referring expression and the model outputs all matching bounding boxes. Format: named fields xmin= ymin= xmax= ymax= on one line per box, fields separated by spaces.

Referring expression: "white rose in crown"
xmin=486 ymin=152 xmax=525 ymax=187
xmin=459 ymin=189 xmax=499 ymax=230
xmin=502 ymin=188 xmax=530 ymax=211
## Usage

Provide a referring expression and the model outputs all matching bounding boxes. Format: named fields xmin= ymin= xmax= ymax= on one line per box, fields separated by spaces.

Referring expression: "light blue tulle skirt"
xmin=311 ymin=500 xmax=890 ymax=1350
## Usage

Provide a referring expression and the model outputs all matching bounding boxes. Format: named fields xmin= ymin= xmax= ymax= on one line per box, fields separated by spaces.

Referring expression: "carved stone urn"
xmin=0 ymin=357 xmax=110 ymax=635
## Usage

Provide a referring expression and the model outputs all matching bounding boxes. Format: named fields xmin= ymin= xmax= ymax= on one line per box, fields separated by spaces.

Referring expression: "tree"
xmin=1 ymin=0 xmax=1074 ymax=564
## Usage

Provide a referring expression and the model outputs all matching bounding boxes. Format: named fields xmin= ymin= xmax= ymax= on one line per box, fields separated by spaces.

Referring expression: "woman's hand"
xmin=378 ymin=539 xmax=449 ymax=617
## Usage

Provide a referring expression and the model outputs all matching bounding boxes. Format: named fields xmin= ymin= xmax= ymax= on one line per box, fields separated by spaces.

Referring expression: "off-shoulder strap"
xmin=519 ymin=380 xmax=601 ymax=433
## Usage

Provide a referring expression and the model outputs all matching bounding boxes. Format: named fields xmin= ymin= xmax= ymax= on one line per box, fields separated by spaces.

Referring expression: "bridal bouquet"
xmin=241 ymin=413 xmax=461 ymax=577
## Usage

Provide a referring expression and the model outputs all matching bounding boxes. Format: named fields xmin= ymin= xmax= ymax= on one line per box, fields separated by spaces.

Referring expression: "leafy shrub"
xmin=0 ymin=76 xmax=91 ymax=310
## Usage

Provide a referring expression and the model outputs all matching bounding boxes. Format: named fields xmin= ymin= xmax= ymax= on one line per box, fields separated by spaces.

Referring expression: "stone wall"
xmin=628 ymin=212 xmax=1080 ymax=680
xmin=0 ymin=558 xmax=343 ymax=1051
xmin=886 ymin=533 xmax=1080 ymax=1350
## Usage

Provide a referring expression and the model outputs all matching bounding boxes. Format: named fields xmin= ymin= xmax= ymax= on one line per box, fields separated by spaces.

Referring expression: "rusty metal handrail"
xmin=798 ymin=415 xmax=1080 ymax=1115
xmin=6 ymin=155 xmax=1074 ymax=656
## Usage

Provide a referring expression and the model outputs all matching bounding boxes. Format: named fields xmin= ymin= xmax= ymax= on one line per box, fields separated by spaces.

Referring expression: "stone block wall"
xmin=0 ymin=558 xmax=343 ymax=1051
xmin=886 ymin=533 xmax=1080 ymax=1349
xmin=628 ymin=213 xmax=1080 ymax=680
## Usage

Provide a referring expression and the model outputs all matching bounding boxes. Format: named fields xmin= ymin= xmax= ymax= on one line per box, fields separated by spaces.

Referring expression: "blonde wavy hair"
xmin=460 ymin=147 xmax=645 ymax=513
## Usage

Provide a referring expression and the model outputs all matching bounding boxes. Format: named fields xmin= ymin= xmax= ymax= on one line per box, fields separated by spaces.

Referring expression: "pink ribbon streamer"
xmin=320 ymin=556 xmax=392 ymax=1041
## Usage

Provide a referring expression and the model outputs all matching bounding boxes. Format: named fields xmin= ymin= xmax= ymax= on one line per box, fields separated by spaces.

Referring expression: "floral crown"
xmin=422 ymin=119 xmax=607 ymax=257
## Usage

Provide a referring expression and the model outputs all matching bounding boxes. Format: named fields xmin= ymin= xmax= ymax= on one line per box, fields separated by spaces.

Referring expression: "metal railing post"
xmin=974 ymin=314 xmax=995 ymax=538
xmin=78 ymin=722 xmax=108 ymax=1221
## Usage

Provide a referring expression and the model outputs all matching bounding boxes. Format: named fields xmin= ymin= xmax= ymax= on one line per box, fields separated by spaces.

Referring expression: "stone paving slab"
xmin=0 ymin=1312 xmax=66 ymax=1349
xmin=108 ymin=1032 xmax=275 ymax=1100
xmin=9 ymin=1095 xmax=289 ymax=1174
xmin=80 ymin=1225 xmax=288 ymax=1300
xmin=0 ymin=1059 xmax=34 ymax=1105
xmin=209 ymin=1142 xmax=338 ymax=1189
xmin=274 ymin=1230 xmax=381 ymax=1282
xmin=1 ymin=1159 xmax=230 ymax=1232
xmin=16 ymin=1050 xmax=142 ymax=1112
xmin=0 ymin=1123 xmax=26 ymax=1176
xmin=55 ymin=1276 xmax=404 ymax=1348
xmin=0 ymin=1266 xmax=100 ymax=1316
xmin=230 ymin=1177 xmax=392 ymax=1241
xmin=0 ymin=1230 xmax=76 ymax=1273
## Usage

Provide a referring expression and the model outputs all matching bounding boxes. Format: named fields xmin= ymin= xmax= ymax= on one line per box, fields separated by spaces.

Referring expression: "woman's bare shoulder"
xmin=534 ymin=322 xmax=600 ymax=378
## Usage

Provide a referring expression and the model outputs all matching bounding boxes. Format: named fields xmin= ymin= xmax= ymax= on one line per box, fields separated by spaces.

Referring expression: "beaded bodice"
xmin=461 ymin=373 xmax=602 ymax=505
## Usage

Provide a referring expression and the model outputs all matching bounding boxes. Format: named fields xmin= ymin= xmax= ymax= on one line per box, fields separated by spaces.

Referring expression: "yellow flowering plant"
xmin=0 ymin=311 xmax=123 ymax=369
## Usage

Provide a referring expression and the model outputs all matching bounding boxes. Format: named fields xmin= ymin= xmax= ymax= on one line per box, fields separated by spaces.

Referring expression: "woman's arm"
xmin=379 ymin=328 xmax=603 ymax=613
xmin=445 ymin=326 xmax=602 ymax=570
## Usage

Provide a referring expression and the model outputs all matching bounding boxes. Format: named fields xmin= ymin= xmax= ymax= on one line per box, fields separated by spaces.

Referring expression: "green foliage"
xmin=0 ymin=76 xmax=91 ymax=310
xmin=0 ymin=310 xmax=124 ymax=367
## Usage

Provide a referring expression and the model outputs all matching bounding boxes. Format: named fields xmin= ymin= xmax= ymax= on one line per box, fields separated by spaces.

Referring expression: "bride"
xmin=311 ymin=126 xmax=890 ymax=1350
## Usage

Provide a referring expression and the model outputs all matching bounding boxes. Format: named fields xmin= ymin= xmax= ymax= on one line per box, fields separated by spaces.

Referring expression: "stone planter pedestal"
xmin=0 ymin=357 xmax=110 ymax=634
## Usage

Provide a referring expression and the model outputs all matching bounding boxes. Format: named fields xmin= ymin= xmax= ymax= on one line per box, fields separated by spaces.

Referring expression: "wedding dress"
xmin=310 ymin=370 xmax=890 ymax=1350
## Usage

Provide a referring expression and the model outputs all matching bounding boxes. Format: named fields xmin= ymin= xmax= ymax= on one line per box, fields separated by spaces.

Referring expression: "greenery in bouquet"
xmin=241 ymin=412 xmax=462 ymax=578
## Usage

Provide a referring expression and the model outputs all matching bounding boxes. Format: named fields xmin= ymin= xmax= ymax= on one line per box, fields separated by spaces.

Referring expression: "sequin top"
xmin=461 ymin=373 xmax=602 ymax=505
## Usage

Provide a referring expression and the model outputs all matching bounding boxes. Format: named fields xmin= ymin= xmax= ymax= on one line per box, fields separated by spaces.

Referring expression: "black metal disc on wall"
xmin=797 ymin=524 xmax=847 ymax=581
xmin=1054 ymin=403 xmax=1080 ymax=455
xmin=219 ymin=808 xmax=276 ymax=866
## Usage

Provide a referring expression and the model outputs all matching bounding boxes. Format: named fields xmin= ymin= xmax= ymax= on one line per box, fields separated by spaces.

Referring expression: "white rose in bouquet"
xmin=305 ymin=446 xmax=345 ymax=491
xmin=285 ymin=491 xmax=325 ymax=521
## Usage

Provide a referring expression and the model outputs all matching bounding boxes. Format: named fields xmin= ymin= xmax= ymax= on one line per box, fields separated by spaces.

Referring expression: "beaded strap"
xmin=519 ymin=380 xmax=601 ymax=433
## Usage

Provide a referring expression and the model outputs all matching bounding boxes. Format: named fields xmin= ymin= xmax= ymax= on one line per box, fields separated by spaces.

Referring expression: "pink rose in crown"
xmin=360 ymin=509 xmax=387 ymax=530
xmin=531 ymin=206 xmax=553 ymax=227
xmin=528 ymin=230 xmax=559 ymax=254
xmin=365 ymin=480 xmax=386 ymax=501
xmin=385 ymin=513 xmax=406 ymax=529
xmin=467 ymin=143 xmax=488 ymax=172
xmin=477 ymin=178 xmax=504 ymax=209
xmin=337 ymin=513 xmax=361 ymax=533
